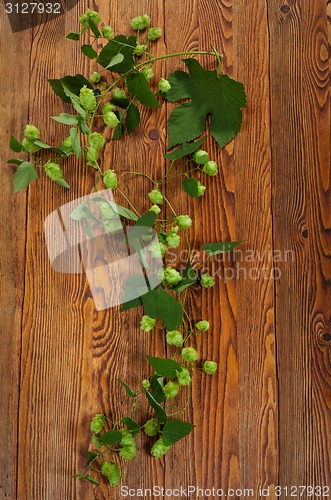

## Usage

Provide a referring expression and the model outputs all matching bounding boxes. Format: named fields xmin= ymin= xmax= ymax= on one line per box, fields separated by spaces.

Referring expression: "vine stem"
xmin=116 ymin=188 xmax=140 ymax=216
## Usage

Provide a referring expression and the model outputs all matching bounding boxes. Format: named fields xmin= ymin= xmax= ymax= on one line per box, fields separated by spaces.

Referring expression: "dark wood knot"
xmin=302 ymin=229 xmax=308 ymax=239
xmin=148 ymin=129 xmax=160 ymax=140
xmin=280 ymin=4 xmax=291 ymax=14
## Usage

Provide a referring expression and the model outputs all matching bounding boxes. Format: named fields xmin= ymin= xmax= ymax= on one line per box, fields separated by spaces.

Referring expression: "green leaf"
xmin=90 ymin=195 xmax=138 ymax=221
xmin=69 ymin=201 xmax=89 ymax=221
xmin=70 ymin=127 xmax=81 ymax=159
xmin=77 ymin=116 xmax=91 ymax=135
xmin=150 ymin=375 xmax=166 ymax=403
xmin=13 ymin=161 xmax=38 ymax=192
xmin=98 ymin=430 xmax=123 ymax=445
xmin=85 ymin=475 xmax=100 ymax=486
xmin=88 ymin=18 xmax=101 ymax=37
xmin=87 ymin=451 xmax=98 ymax=462
xmin=97 ymin=35 xmax=136 ymax=73
xmin=182 ymin=177 xmax=199 ymax=198
xmin=117 ymin=379 xmax=137 ymax=398
xmin=126 ymin=104 xmax=140 ymax=133
xmin=164 ymin=137 xmax=206 ymax=160
xmin=146 ymin=355 xmax=182 ymax=379
xmin=135 ymin=211 xmax=156 ymax=228
xmin=51 ymin=113 xmax=79 ymax=125
xmin=112 ymin=111 xmax=123 ymax=140
xmin=121 ymin=417 xmax=140 ymax=436
xmin=55 ymin=178 xmax=71 ymax=189
xmin=202 ymin=240 xmax=243 ymax=255
xmin=120 ymin=297 xmax=143 ymax=312
xmin=7 ymin=158 xmax=23 ymax=165
xmin=111 ymin=97 xmax=130 ymax=109
xmin=91 ymin=434 xmax=101 ymax=449
xmin=66 ymin=32 xmax=80 ymax=40
xmin=144 ymin=390 xmax=168 ymax=424
xmin=48 ymin=74 xmax=94 ymax=103
xmin=83 ymin=220 xmax=95 ymax=239
xmin=105 ymin=53 xmax=124 ymax=69
xmin=172 ymin=261 xmax=197 ymax=293
xmin=164 ymin=58 xmax=246 ymax=149
xmin=9 ymin=136 xmax=22 ymax=152
xmin=162 ymin=419 xmax=195 ymax=446
xmin=142 ymin=288 xmax=183 ymax=330
xmin=81 ymin=44 xmax=98 ymax=59
xmin=126 ymin=72 xmax=159 ymax=108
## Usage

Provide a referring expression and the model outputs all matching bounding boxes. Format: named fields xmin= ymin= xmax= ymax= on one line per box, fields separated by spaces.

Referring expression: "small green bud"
xmin=112 ymin=87 xmax=127 ymax=100
xmin=158 ymin=78 xmax=171 ymax=93
xmin=80 ymin=85 xmax=97 ymax=112
xmin=203 ymin=360 xmax=218 ymax=374
xmin=86 ymin=8 xmax=101 ymax=25
xmin=195 ymin=320 xmax=210 ymax=332
xmin=193 ymin=149 xmax=209 ymax=165
xmin=101 ymin=462 xmax=121 ymax=486
xmin=142 ymin=379 xmax=151 ymax=390
xmin=148 ymin=27 xmax=163 ymax=41
xmin=148 ymin=189 xmax=163 ymax=205
xmin=140 ymin=314 xmax=156 ymax=332
xmin=176 ymin=215 xmax=192 ymax=229
xmin=90 ymin=71 xmax=101 ymax=83
xmin=22 ymin=137 xmax=40 ymax=154
xmin=61 ymin=136 xmax=72 ymax=150
xmin=200 ymin=273 xmax=215 ymax=288
xmin=203 ymin=160 xmax=218 ymax=176
xmin=171 ymin=225 xmax=179 ymax=234
xmin=165 ymin=232 xmax=180 ymax=248
xmin=103 ymin=220 xmax=123 ymax=234
xmin=44 ymin=162 xmax=63 ymax=181
xmin=162 ymin=267 xmax=182 ymax=286
xmin=103 ymin=169 xmax=118 ymax=189
xmin=119 ymin=444 xmax=136 ymax=460
xmin=86 ymin=147 xmax=99 ymax=168
xmin=144 ymin=418 xmax=160 ymax=437
xmin=163 ymin=381 xmax=179 ymax=400
xmin=181 ymin=346 xmax=199 ymax=363
xmin=102 ymin=103 xmax=116 ymax=114
xmin=142 ymin=66 xmax=154 ymax=81
xmin=88 ymin=132 xmax=106 ymax=150
xmin=90 ymin=413 xmax=105 ymax=434
xmin=149 ymin=204 xmax=161 ymax=215
xmin=103 ymin=111 xmax=120 ymax=128
xmin=176 ymin=367 xmax=191 ymax=386
xmin=24 ymin=124 xmax=40 ymax=141
xmin=148 ymin=241 xmax=167 ymax=259
xmin=102 ymin=25 xmax=114 ymax=38
xmin=133 ymin=43 xmax=148 ymax=56
xmin=197 ymin=181 xmax=206 ymax=196
xmin=79 ymin=13 xmax=90 ymax=30
xmin=130 ymin=14 xmax=151 ymax=31
xmin=101 ymin=461 xmax=113 ymax=476
xmin=99 ymin=201 xmax=116 ymax=219
xmin=151 ymin=438 xmax=170 ymax=459
xmin=166 ymin=330 xmax=184 ymax=347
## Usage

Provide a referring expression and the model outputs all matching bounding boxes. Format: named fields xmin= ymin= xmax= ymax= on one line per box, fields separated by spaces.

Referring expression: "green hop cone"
xmin=90 ymin=413 xmax=105 ymax=434
xmin=103 ymin=169 xmax=118 ymax=189
xmin=176 ymin=215 xmax=192 ymax=229
xmin=103 ymin=111 xmax=120 ymax=128
xmin=197 ymin=181 xmax=206 ymax=196
xmin=119 ymin=444 xmax=136 ymax=460
xmin=166 ymin=330 xmax=184 ymax=347
xmin=44 ymin=162 xmax=63 ymax=181
xmin=144 ymin=418 xmax=160 ymax=437
xmin=148 ymin=27 xmax=163 ymax=41
xmin=130 ymin=14 xmax=151 ymax=31
xmin=90 ymin=72 xmax=101 ymax=84
xmin=24 ymin=124 xmax=40 ymax=141
xmin=162 ymin=267 xmax=182 ymax=286
xmin=120 ymin=430 xmax=136 ymax=447
xmin=103 ymin=220 xmax=123 ymax=234
xmin=148 ymin=189 xmax=163 ymax=205
xmin=61 ymin=136 xmax=72 ymax=150
xmin=151 ymin=438 xmax=170 ymax=459
xmin=88 ymin=132 xmax=106 ymax=150
xmin=112 ymin=87 xmax=127 ymax=100
xmin=140 ymin=314 xmax=156 ymax=332
xmin=86 ymin=147 xmax=99 ymax=168
xmin=102 ymin=25 xmax=114 ymax=39
xmin=22 ymin=137 xmax=40 ymax=154
xmin=101 ymin=462 xmax=121 ymax=486
xmin=148 ymin=240 xmax=167 ymax=259
xmin=158 ymin=78 xmax=171 ymax=93
xmin=176 ymin=367 xmax=191 ymax=386
xmin=86 ymin=8 xmax=101 ymax=25
xmin=203 ymin=160 xmax=218 ymax=176
xmin=171 ymin=225 xmax=179 ymax=233
xmin=203 ymin=360 xmax=218 ymax=374
xmin=166 ymin=232 xmax=180 ymax=248
xmin=79 ymin=13 xmax=90 ymax=31
xmin=149 ymin=204 xmax=161 ymax=215
xmin=200 ymin=273 xmax=215 ymax=288
xmin=193 ymin=149 xmax=209 ymax=165
xmin=133 ymin=43 xmax=148 ymax=56
xmin=99 ymin=201 xmax=116 ymax=219
xmin=102 ymin=103 xmax=116 ymax=114
xmin=142 ymin=379 xmax=151 ymax=390
xmin=195 ymin=320 xmax=210 ymax=332
xmin=163 ymin=381 xmax=179 ymax=400
xmin=79 ymin=85 xmax=97 ymax=112
xmin=141 ymin=66 xmax=154 ymax=81
xmin=181 ymin=346 xmax=199 ymax=363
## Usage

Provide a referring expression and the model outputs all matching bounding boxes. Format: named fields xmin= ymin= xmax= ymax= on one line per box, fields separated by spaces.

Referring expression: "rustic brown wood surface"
xmin=0 ymin=0 xmax=330 ymax=499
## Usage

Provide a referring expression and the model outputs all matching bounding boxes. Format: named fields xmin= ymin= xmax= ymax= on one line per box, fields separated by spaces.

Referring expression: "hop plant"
xmin=103 ymin=111 xmax=120 ymax=128
xmin=101 ymin=462 xmax=121 ymax=486
xmin=130 ymin=14 xmax=150 ymax=31
xmin=195 ymin=320 xmax=210 ymax=332
xmin=90 ymin=413 xmax=105 ymax=434
xmin=99 ymin=202 xmax=116 ymax=220
xmin=102 ymin=25 xmax=114 ymax=39
xmin=148 ymin=240 xmax=167 ymax=258
xmin=44 ymin=162 xmax=63 ymax=181
xmin=158 ymin=78 xmax=171 ymax=93
xmin=203 ymin=160 xmax=218 ymax=176
xmin=197 ymin=181 xmax=206 ymax=196
xmin=203 ymin=360 xmax=218 ymax=374
xmin=163 ymin=381 xmax=179 ymax=399
xmin=103 ymin=170 xmax=118 ymax=189
xmin=193 ymin=149 xmax=209 ymax=165
xmin=86 ymin=147 xmax=99 ymax=168
xmin=90 ymin=72 xmax=101 ymax=83
xmin=80 ymin=85 xmax=97 ymax=112
xmin=133 ymin=43 xmax=148 ymax=56
xmin=166 ymin=330 xmax=184 ymax=347
xmin=142 ymin=66 xmax=154 ymax=81
xmin=140 ymin=315 xmax=156 ymax=332
xmin=103 ymin=220 xmax=123 ymax=234
xmin=102 ymin=103 xmax=116 ymax=114
xmin=88 ymin=132 xmax=106 ymax=150
xmin=61 ymin=136 xmax=72 ymax=150
xmin=119 ymin=444 xmax=136 ymax=460
xmin=24 ymin=124 xmax=40 ymax=141
xmin=176 ymin=215 xmax=192 ymax=229
xmin=112 ymin=87 xmax=127 ymax=100
xmin=141 ymin=379 xmax=151 ymax=390
xmin=151 ymin=438 xmax=170 ymax=459
xmin=144 ymin=418 xmax=160 ymax=437
xmin=86 ymin=8 xmax=100 ymax=25
xmin=200 ymin=273 xmax=215 ymax=288
xmin=148 ymin=189 xmax=163 ymax=205
xmin=166 ymin=232 xmax=180 ymax=248
xmin=149 ymin=204 xmax=161 ymax=215
xmin=148 ymin=27 xmax=163 ymax=41
xmin=22 ymin=137 xmax=40 ymax=154
xmin=162 ymin=267 xmax=182 ymax=286
xmin=176 ymin=367 xmax=191 ymax=386
xmin=120 ymin=430 xmax=135 ymax=447
xmin=182 ymin=346 xmax=199 ymax=363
